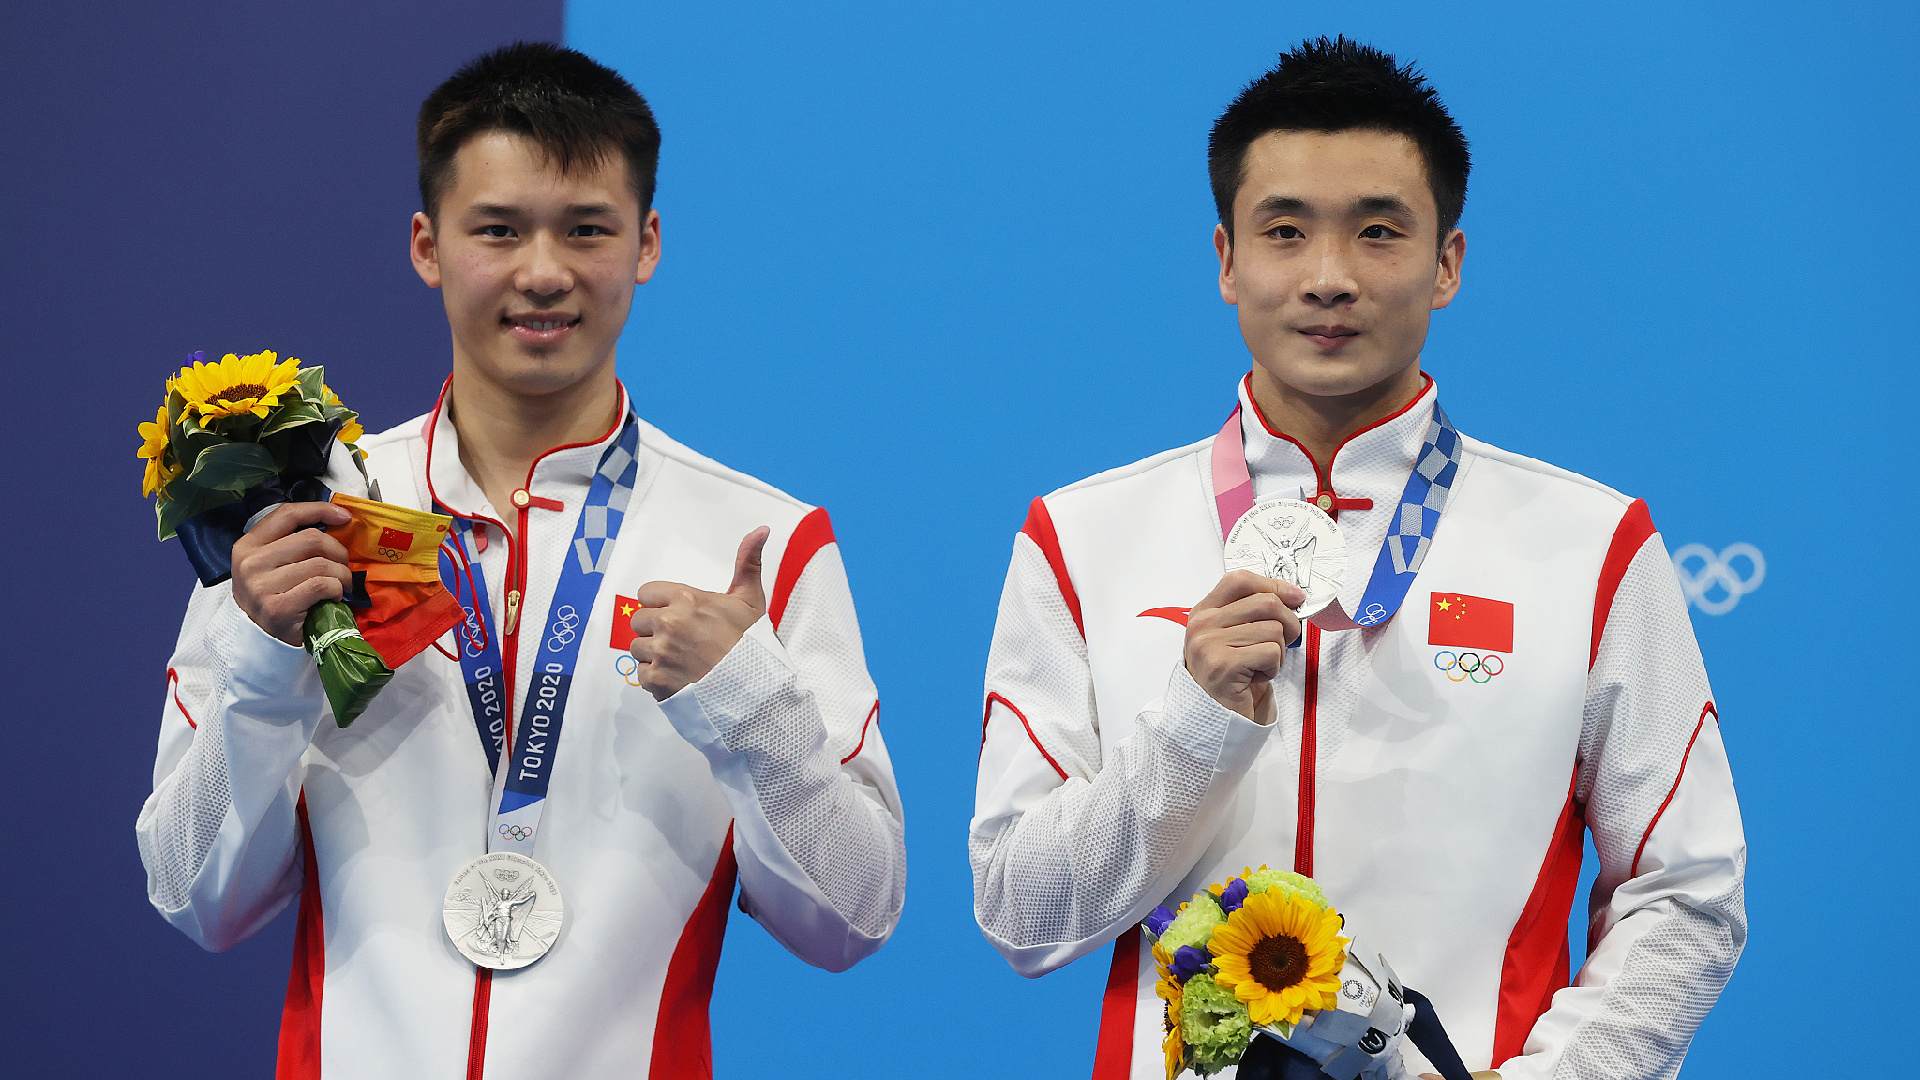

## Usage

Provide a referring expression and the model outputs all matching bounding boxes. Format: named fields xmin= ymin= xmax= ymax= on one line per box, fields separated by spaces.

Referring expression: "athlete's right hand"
xmin=1183 ymin=569 xmax=1305 ymax=726
xmin=232 ymin=501 xmax=354 ymax=646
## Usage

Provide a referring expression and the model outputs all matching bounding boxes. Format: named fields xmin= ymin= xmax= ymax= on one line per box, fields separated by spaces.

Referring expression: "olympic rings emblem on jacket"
xmin=498 ymin=824 xmax=535 ymax=842
xmin=546 ymin=606 xmax=582 ymax=652
xmin=613 ymin=654 xmax=646 ymax=688
xmin=1671 ymin=543 xmax=1764 ymax=615
xmin=1434 ymin=650 xmax=1504 ymax=683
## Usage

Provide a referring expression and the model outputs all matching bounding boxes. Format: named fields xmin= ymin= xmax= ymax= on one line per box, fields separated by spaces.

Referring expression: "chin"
xmin=1262 ymin=356 xmax=1399 ymax=400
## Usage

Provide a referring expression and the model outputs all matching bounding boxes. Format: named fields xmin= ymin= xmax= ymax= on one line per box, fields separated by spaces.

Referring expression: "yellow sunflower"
xmin=323 ymin=384 xmax=364 ymax=444
xmin=137 ymin=404 xmax=180 ymax=497
xmin=175 ymin=350 xmax=302 ymax=423
xmin=1208 ymin=890 xmax=1348 ymax=1027
xmin=1155 ymin=967 xmax=1186 ymax=1079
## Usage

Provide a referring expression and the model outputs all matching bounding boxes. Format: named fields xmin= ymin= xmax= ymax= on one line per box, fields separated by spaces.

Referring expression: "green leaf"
xmin=295 ymin=365 xmax=328 ymax=405
xmin=156 ymin=480 xmax=239 ymax=540
xmin=184 ymin=441 xmax=277 ymax=492
xmin=260 ymin=399 xmax=324 ymax=436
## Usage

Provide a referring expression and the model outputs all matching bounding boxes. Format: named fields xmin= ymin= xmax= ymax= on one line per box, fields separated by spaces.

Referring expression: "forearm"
xmin=971 ymin=662 xmax=1269 ymax=976
xmin=659 ymin=619 xmax=905 ymax=972
xmin=135 ymin=586 xmax=326 ymax=950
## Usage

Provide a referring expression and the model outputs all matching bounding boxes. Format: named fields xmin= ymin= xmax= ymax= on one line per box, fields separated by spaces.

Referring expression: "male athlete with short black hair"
xmin=138 ymin=42 xmax=905 ymax=1079
xmin=972 ymin=37 xmax=1744 ymax=1079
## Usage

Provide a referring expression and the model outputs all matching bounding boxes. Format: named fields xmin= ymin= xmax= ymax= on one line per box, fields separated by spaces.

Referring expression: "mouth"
xmin=503 ymin=311 xmax=581 ymax=345
xmin=1296 ymin=325 xmax=1360 ymax=350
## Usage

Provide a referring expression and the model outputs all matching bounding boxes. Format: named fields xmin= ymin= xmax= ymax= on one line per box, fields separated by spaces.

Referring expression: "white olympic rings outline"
xmin=546 ymin=606 xmax=581 ymax=652
xmin=613 ymin=653 xmax=645 ymax=688
xmin=1434 ymin=650 xmax=1504 ymax=683
xmin=1671 ymin=543 xmax=1764 ymax=616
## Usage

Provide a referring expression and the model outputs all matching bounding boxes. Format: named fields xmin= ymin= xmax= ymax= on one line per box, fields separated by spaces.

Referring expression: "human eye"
xmin=1267 ymin=223 xmax=1303 ymax=240
xmin=477 ymin=224 xmax=516 ymax=239
xmin=1359 ymin=223 xmax=1403 ymax=240
xmin=570 ymin=224 xmax=610 ymax=237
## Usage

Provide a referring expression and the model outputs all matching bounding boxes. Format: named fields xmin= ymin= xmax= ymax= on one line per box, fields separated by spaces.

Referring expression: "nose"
xmin=1302 ymin=237 xmax=1358 ymax=308
xmin=516 ymin=232 xmax=574 ymax=301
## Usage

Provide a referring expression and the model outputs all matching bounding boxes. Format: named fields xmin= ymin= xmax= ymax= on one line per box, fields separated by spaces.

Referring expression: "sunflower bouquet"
xmin=1142 ymin=868 xmax=1468 ymax=1080
xmin=136 ymin=349 xmax=454 ymax=726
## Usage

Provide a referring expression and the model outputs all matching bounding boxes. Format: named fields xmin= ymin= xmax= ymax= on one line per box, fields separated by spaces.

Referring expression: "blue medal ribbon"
xmin=436 ymin=416 xmax=641 ymax=855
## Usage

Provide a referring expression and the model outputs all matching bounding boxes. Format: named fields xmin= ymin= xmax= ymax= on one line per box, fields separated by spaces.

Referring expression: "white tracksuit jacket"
xmin=971 ymin=375 xmax=1745 ymax=1079
xmin=136 ymin=382 xmax=906 ymax=1079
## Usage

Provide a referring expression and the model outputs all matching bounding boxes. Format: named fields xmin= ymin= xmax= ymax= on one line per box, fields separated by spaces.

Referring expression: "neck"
xmin=447 ymin=363 xmax=621 ymax=516
xmin=1247 ymin=362 xmax=1427 ymax=476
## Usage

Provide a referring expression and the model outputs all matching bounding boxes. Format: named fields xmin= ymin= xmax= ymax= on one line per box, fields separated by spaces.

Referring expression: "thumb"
xmin=727 ymin=526 xmax=771 ymax=613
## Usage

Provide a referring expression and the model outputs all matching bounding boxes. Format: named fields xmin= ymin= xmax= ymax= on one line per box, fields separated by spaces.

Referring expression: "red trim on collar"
xmin=1241 ymin=370 xmax=1436 ymax=490
xmin=1020 ymin=497 xmax=1083 ymax=639
xmin=770 ymin=507 xmax=836 ymax=632
xmin=422 ymin=374 xmax=630 ymax=522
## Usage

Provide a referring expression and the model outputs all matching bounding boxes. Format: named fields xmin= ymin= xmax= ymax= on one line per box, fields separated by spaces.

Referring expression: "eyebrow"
xmin=463 ymin=202 xmax=623 ymax=218
xmin=1248 ymin=194 xmax=1419 ymax=220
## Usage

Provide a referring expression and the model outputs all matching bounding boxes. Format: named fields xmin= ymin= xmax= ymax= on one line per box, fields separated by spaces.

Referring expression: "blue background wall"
xmin=7 ymin=1 xmax=1914 ymax=1076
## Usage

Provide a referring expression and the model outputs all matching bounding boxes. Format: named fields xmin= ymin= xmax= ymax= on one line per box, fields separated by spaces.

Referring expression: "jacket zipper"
xmin=466 ymin=501 xmax=530 ymax=1080
xmin=1296 ymin=623 xmax=1321 ymax=877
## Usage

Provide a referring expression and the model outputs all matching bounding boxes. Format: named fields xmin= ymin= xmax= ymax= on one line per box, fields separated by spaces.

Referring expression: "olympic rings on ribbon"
xmin=613 ymin=653 xmax=645 ymax=688
xmin=498 ymin=824 xmax=535 ymax=841
xmin=1433 ymin=650 xmax=1504 ymax=684
xmin=546 ymin=605 xmax=582 ymax=652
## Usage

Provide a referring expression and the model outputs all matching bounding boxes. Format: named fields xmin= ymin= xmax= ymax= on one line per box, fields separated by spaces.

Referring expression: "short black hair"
xmin=1209 ymin=37 xmax=1469 ymax=246
xmin=418 ymin=42 xmax=660 ymax=218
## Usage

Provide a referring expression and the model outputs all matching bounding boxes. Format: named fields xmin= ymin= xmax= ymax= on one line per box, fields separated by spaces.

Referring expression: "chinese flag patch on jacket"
xmin=608 ymin=595 xmax=641 ymax=650
xmin=1428 ymin=592 xmax=1514 ymax=653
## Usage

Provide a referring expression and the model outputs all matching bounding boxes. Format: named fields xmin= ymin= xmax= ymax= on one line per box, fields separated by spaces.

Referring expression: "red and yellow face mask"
xmin=329 ymin=493 xmax=463 ymax=668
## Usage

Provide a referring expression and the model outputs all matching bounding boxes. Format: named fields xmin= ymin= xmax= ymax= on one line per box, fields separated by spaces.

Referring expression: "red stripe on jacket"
xmin=649 ymin=824 xmax=740 ymax=1080
xmin=276 ymin=793 xmax=325 ymax=1079
xmin=1021 ymin=498 xmax=1084 ymax=638
xmin=982 ymin=692 xmax=1068 ymax=781
xmin=1092 ymin=926 xmax=1142 ymax=1078
xmin=770 ymin=507 xmax=835 ymax=632
xmin=1591 ymin=499 xmax=1655 ymax=669
xmin=1631 ymin=702 xmax=1716 ymax=877
xmin=1492 ymin=773 xmax=1586 ymax=1066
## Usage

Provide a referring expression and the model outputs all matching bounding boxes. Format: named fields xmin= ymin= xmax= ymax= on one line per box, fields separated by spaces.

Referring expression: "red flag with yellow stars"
xmin=1428 ymin=592 xmax=1514 ymax=652
xmin=329 ymin=493 xmax=464 ymax=668
xmin=609 ymin=595 xmax=641 ymax=650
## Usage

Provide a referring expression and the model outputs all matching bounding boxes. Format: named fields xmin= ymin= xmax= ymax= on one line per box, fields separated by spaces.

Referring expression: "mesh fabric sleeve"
xmin=657 ymin=540 xmax=905 ymax=973
xmin=133 ymin=583 xmax=327 ymax=951
xmin=1499 ymin=533 xmax=1747 ymax=1080
xmin=970 ymin=532 xmax=1270 ymax=977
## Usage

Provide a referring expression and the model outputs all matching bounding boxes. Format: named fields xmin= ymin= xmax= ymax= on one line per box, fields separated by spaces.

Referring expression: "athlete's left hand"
xmin=625 ymin=526 xmax=771 ymax=700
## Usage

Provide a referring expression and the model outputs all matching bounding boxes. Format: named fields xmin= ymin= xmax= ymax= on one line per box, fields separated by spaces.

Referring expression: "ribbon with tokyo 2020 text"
xmin=436 ymin=415 xmax=640 ymax=857
xmin=1209 ymin=394 xmax=1464 ymax=631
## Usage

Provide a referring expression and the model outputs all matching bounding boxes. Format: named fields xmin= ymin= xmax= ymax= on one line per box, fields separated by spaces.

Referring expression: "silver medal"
xmin=443 ymin=851 xmax=566 ymax=970
xmin=1222 ymin=498 xmax=1348 ymax=619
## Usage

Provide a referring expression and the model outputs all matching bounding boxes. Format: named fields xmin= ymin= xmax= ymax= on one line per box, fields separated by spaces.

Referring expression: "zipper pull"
xmin=504 ymin=589 xmax=522 ymax=637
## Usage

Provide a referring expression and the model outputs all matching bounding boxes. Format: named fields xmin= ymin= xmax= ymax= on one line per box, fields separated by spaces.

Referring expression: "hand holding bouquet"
xmin=138 ymin=350 xmax=459 ymax=725
xmin=1142 ymin=867 xmax=1474 ymax=1080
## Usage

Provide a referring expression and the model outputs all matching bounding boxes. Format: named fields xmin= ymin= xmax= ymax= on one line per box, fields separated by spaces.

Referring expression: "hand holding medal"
xmin=1184 ymin=570 xmax=1306 ymax=726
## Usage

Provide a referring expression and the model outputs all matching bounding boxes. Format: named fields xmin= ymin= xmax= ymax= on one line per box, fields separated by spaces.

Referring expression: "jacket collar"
xmin=1236 ymin=370 xmax=1437 ymax=512
xmin=422 ymin=375 xmax=632 ymax=524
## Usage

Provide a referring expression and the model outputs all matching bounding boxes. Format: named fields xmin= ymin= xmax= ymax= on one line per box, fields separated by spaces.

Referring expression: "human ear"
xmin=1430 ymin=228 xmax=1464 ymax=311
xmin=634 ymin=209 xmax=662 ymax=286
xmin=1215 ymin=223 xmax=1238 ymax=306
xmin=410 ymin=212 xmax=442 ymax=289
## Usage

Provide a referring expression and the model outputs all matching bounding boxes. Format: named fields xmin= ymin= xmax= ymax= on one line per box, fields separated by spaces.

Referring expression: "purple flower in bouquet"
xmin=1145 ymin=905 xmax=1178 ymax=938
xmin=1218 ymin=877 xmax=1250 ymax=913
xmin=1170 ymin=944 xmax=1211 ymax=982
